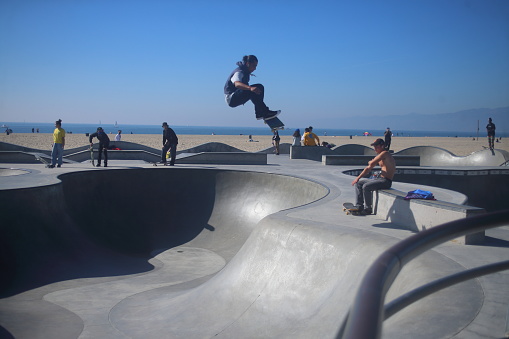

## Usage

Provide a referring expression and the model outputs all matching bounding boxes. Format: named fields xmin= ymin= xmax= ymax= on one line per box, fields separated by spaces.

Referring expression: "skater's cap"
xmin=371 ymin=138 xmax=385 ymax=146
xmin=97 ymin=127 xmax=103 ymax=131
xmin=162 ymin=122 xmax=168 ymax=127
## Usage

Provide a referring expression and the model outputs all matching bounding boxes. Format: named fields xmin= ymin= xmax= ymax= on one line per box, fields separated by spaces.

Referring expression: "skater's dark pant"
xmin=385 ymin=139 xmax=391 ymax=151
xmin=488 ymin=133 xmax=495 ymax=149
xmin=355 ymin=177 xmax=392 ymax=209
xmin=98 ymin=143 xmax=108 ymax=165
xmin=228 ymin=84 xmax=268 ymax=115
xmin=162 ymin=143 xmax=177 ymax=165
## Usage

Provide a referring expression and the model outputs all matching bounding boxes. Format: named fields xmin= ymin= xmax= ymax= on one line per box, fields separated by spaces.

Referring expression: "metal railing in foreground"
xmin=337 ymin=209 xmax=509 ymax=339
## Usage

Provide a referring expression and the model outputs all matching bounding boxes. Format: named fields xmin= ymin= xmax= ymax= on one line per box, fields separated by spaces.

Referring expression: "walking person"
xmin=384 ymin=127 xmax=392 ymax=151
xmin=161 ymin=122 xmax=178 ymax=166
xmin=486 ymin=118 xmax=496 ymax=150
xmin=272 ymin=130 xmax=281 ymax=155
xmin=50 ymin=119 xmax=65 ymax=168
xmin=224 ymin=55 xmax=280 ymax=121
xmin=351 ymin=138 xmax=396 ymax=215
xmin=89 ymin=127 xmax=110 ymax=167
xmin=115 ymin=130 xmax=122 ymax=141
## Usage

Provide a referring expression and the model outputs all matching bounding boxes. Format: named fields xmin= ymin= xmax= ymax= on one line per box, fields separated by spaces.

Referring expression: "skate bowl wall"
xmin=395 ymin=146 xmax=509 ymax=166
xmin=0 ymin=168 xmax=483 ymax=338
xmin=0 ymin=168 xmax=328 ymax=296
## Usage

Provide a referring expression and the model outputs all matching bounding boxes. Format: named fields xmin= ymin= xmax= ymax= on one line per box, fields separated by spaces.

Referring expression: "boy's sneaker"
xmin=256 ymin=109 xmax=281 ymax=120
xmin=263 ymin=110 xmax=281 ymax=121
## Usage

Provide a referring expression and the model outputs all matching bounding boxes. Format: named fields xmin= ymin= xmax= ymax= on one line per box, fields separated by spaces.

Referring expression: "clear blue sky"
xmin=1 ymin=0 xmax=508 ymax=129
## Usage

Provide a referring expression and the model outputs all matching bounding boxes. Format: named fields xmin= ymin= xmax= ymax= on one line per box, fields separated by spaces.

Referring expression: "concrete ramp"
xmin=396 ymin=146 xmax=509 ymax=166
xmin=0 ymin=169 xmax=485 ymax=338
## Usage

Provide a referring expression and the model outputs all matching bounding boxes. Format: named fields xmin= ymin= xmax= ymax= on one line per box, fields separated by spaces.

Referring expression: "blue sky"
xmin=1 ymin=0 xmax=508 ymax=129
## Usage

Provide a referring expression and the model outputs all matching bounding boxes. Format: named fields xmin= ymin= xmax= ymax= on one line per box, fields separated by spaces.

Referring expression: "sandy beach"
xmin=0 ymin=133 xmax=507 ymax=157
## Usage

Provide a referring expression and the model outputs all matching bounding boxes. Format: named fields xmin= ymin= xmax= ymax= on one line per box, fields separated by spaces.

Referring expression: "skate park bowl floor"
xmin=0 ymin=168 xmax=490 ymax=338
xmin=0 ymin=168 xmax=30 ymax=176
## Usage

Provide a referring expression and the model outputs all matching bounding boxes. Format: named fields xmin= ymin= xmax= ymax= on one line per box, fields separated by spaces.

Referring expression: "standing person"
xmin=303 ymin=127 xmax=320 ymax=146
xmin=115 ymin=130 xmax=122 ymax=141
xmin=384 ymin=127 xmax=392 ymax=151
xmin=224 ymin=55 xmax=280 ymax=121
xmin=486 ymin=118 xmax=496 ymax=150
xmin=50 ymin=119 xmax=65 ymax=168
xmin=351 ymin=138 xmax=396 ymax=215
xmin=161 ymin=122 xmax=178 ymax=166
xmin=89 ymin=127 xmax=110 ymax=167
xmin=292 ymin=129 xmax=301 ymax=146
xmin=272 ymin=130 xmax=281 ymax=155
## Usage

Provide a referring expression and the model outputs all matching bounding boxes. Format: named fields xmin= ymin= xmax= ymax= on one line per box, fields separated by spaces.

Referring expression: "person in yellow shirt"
xmin=50 ymin=119 xmax=65 ymax=168
xmin=303 ymin=127 xmax=320 ymax=146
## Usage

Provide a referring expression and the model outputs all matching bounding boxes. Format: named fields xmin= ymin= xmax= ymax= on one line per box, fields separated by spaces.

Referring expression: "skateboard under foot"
xmin=342 ymin=202 xmax=362 ymax=216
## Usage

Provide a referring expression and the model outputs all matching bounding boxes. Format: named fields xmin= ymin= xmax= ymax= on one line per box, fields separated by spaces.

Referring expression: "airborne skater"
xmin=224 ymin=55 xmax=283 ymax=128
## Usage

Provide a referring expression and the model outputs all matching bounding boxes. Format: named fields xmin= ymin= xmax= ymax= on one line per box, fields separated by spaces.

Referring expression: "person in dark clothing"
xmin=384 ymin=127 xmax=392 ymax=151
xmin=161 ymin=122 xmax=178 ymax=166
xmin=224 ymin=55 xmax=280 ymax=121
xmin=486 ymin=118 xmax=496 ymax=150
xmin=272 ymin=130 xmax=280 ymax=155
xmin=89 ymin=127 xmax=110 ymax=167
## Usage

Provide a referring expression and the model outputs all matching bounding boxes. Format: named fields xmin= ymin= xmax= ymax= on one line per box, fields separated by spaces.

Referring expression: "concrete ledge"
xmin=290 ymin=144 xmax=376 ymax=161
xmin=375 ymin=188 xmax=486 ymax=244
xmin=322 ymin=155 xmax=420 ymax=166
xmin=177 ymin=152 xmax=267 ymax=165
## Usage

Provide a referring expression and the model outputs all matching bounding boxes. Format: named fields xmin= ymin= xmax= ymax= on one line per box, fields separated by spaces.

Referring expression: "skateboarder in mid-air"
xmin=351 ymin=138 xmax=396 ymax=215
xmin=224 ymin=55 xmax=281 ymax=121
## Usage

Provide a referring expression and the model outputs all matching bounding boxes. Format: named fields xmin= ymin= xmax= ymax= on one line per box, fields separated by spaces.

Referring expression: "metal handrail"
xmin=384 ymin=260 xmax=509 ymax=320
xmin=338 ymin=209 xmax=509 ymax=339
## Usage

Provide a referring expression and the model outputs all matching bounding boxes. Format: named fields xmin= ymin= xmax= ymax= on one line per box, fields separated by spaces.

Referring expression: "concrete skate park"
xmin=1 ymin=141 xmax=508 ymax=338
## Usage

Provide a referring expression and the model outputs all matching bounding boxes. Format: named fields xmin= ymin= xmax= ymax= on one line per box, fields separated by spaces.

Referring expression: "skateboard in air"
xmin=342 ymin=202 xmax=362 ymax=216
xmin=264 ymin=115 xmax=284 ymax=132
xmin=90 ymin=146 xmax=95 ymax=167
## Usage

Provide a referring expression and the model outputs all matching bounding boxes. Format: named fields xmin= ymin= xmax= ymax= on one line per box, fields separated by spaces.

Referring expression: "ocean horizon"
xmin=1 ymin=122 xmax=505 ymax=138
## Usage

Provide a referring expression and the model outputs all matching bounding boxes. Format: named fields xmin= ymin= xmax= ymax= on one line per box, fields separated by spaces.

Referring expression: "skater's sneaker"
xmin=104 ymin=163 xmax=108 ymax=167
xmin=262 ymin=110 xmax=281 ymax=121
xmin=56 ymin=164 xmax=61 ymax=168
xmin=96 ymin=164 xmax=101 ymax=167
xmin=256 ymin=109 xmax=281 ymax=120
xmin=361 ymin=207 xmax=373 ymax=215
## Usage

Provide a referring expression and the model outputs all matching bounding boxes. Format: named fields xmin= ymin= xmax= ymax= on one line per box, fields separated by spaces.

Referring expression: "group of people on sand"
xmin=49 ymin=119 xmax=178 ymax=168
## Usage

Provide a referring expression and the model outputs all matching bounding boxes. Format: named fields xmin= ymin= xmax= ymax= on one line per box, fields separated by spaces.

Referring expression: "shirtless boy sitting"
xmin=351 ymin=138 xmax=396 ymax=215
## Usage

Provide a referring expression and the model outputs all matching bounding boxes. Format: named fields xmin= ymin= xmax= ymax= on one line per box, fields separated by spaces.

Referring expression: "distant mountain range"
xmin=343 ymin=107 xmax=508 ymax=133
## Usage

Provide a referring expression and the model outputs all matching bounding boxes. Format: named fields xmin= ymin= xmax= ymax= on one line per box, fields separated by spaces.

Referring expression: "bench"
xmin=375 ymin=188 xmax=486 ymax=245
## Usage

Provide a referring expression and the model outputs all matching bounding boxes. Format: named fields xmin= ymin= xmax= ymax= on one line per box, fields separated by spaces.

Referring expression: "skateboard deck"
xmin=264 ymin=116 xmax=285 ymax=132
xmin=342 ymin=202 xmax=361 ymax=215
xmin=33 ymin=153 xmax=51 ymax=168
xmin=90 ymin=146 xmax=95 ymax=167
